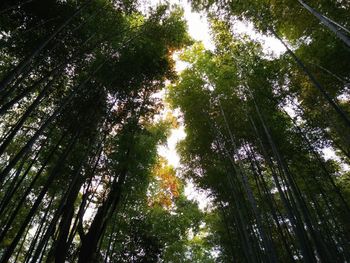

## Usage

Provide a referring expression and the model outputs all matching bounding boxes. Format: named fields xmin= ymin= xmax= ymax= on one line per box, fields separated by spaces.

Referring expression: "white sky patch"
xmin=144 ymin=0 xmax=214 ymax=50
xmin=157 ymin=125 xmax=185 ymax=167
xmin=323 ymin=147 xmax=339 ymax=160
xmin=184 ymin=180 xmax=214 ymax=211
xmin=179 ymin=0 xmax=214 ymax=50
xmin=322 ymin=147 xmax=350 ymax=172
xmin=172 ymin=0 xmax=286 ymax=56
xmin=231 ymin=20 xmax=286 ymax=57
xmin=173 ymin=52 xmax=190 ymax=72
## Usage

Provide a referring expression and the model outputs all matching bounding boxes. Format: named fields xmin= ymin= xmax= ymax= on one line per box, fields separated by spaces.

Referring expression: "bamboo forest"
xmin=0 ymin=0 xmax=350 ymax=262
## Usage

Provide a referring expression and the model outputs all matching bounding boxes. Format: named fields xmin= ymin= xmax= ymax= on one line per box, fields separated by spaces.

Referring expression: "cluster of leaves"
xmin=0 ymin=0 xmax=349 ymax=262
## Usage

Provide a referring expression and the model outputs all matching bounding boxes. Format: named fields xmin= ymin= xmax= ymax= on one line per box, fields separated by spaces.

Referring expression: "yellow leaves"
xmin=164 ymin=111 xmax=179 ymax=129
xmin=148 ymin=157 xmax=181 ymax=209
xmin=153 ymin=192 xmax=173 ymax=208
xmin=179 ymin=42 xmax=206 ymax=64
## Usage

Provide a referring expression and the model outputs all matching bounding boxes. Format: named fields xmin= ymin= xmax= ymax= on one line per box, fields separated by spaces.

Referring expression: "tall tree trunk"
xmin=0 ymin=135 xmax=48 ymax=216
xmin=251 ymin=97 xmax=333 ymax=262
xmin=217 ymin=99 xmax=277 ymax=262
xmin=0 ymin=152 xmax=27 ymax=214
xmin=245 ymin=144 xmax=296 ymax=261
xmin=24 ymin=196 xmax=54 ymax=263
xmin=297 ymin=0 xmax=350 ymax=47
xmin=213 ymin=136 xmax=259 ymax=263
xmin=0 ymin=60 xmax=105 ymax=184
xmin=77 ymin=158 xmax=129 ymax=263
xmin=268 ymin=27 xmax=350 ymax=127
xmin=0 ymin=77 xmax=57 ymax=156
xmin=0 ymin=0 xmax=91 ymax=91
xmin=0 ymin=132 xmax=78 ymax=263
xmin=218 ymin=201 xmax=240 ymax=261
xmin=66 ymin=147 xmax=103 ymax=247
xmin=0 ymin=33 xmax=96 ymax=111
xmin=248 ymin=114 xmax=317 ymax=262
xmin=0 ymin=132 xmax=65 ymax=239
xmin=49 ymin=141 xmax=95 ymax=263
xmin=204 ymin=106 xmax=258 ymax=263
xmin=13 ymin=216 xmax=33 ymax=263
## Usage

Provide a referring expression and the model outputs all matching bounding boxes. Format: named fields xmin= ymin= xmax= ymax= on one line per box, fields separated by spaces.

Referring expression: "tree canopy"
xmin=0 ymin=0 xmax=349 ymax=262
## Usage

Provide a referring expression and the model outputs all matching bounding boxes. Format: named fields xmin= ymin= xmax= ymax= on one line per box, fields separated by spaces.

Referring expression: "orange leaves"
xmin=148 ymin=157 xmax=180 ymax=209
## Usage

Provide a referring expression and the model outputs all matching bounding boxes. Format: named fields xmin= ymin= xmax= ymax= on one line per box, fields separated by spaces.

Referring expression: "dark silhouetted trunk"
xmin=269 ymin=28 xmax=350 ymax=127
xmin=0 ymin=132 xmax=78 ymax=263
xmin=297 ymin=0 xmax=350 ymax=47
xmin=77 ymin=168 xmax=128 ymax=263
xmin=0 ymin=0 xmax=91 ymax=91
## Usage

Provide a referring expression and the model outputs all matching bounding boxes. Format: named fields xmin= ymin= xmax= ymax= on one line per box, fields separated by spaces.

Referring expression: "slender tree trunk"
xmin=0 ymin=132 xmax=65 ymax=241
xmin=269 ymin=27 xmax=350 ymax=127
xmin=77 ymin=168 xmax=128 ymax=263
xmin=0 ymin=152 xmax=27 ymax=212
xmin=76 ymin=96 xmax=151 ymax=263
xmin=217 ymin=99 xmax=277 ymax=262
xmin=0 ymin=39 xmax=99 ymax=147
xmin=248 ymin=114 xmax=317 ymax=262
xmin=13 ymin=216 xmax=32 ymax=263
xmin=0 ymin=60 xmax=105 ymax=185
xmin=31 ymin=134 xmax=93 ymax=263
xmin=251 ymin=97 xmax=333 ymax=262
xmin=50 ymin=141 xmax=95 ymax=263
xmin=24 ymin=196 xmax=54 ymax=263
xmin=0 ymin=77 xmax=57 ymax=156
xmin=66 ymin=148 xmax=103 ymax=246
xmin=218 ymin=201 xmax=238 ymax=261
xmin=52 ymin=185 xmax=83 ymax=262
xmin=0 ymin=61 xmax=65 ymax=116
xmin=289 ymin=110 xmax=350 ymax=213
xmin=204 ymin=106 xmax=258 ymax=263
xmin=213 ymin=136 xmax=259 ymax=263
xmin=0 ymin=132 xmax=78 ymax=263
xmin=297 ymin=0 xmax=350 ymax=47
xmin=0 ymin=135 xmax=48 ymax=215
xmin=245 ymin=145 xmax=295 ymax=261
xmin=0 ymin=33 xmax=96 ymax=111
xmin=0 ymin=0 xmax=92 ymax=91
xmin=102 ymin=192 xmax=128 ymax=263
xmin=310 ymin=62 xmax=348 ymax=84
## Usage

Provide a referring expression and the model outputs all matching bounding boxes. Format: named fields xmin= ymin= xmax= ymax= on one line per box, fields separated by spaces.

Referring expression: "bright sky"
xmin=151 ymin=0 xmax=210 ymax=170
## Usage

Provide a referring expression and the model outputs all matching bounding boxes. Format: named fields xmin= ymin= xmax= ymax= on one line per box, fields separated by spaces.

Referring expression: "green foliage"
xmin=0 ymin=0 xmax=350 ymax=262
xmin=168 ymin=14 xmax=350 ymax=261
